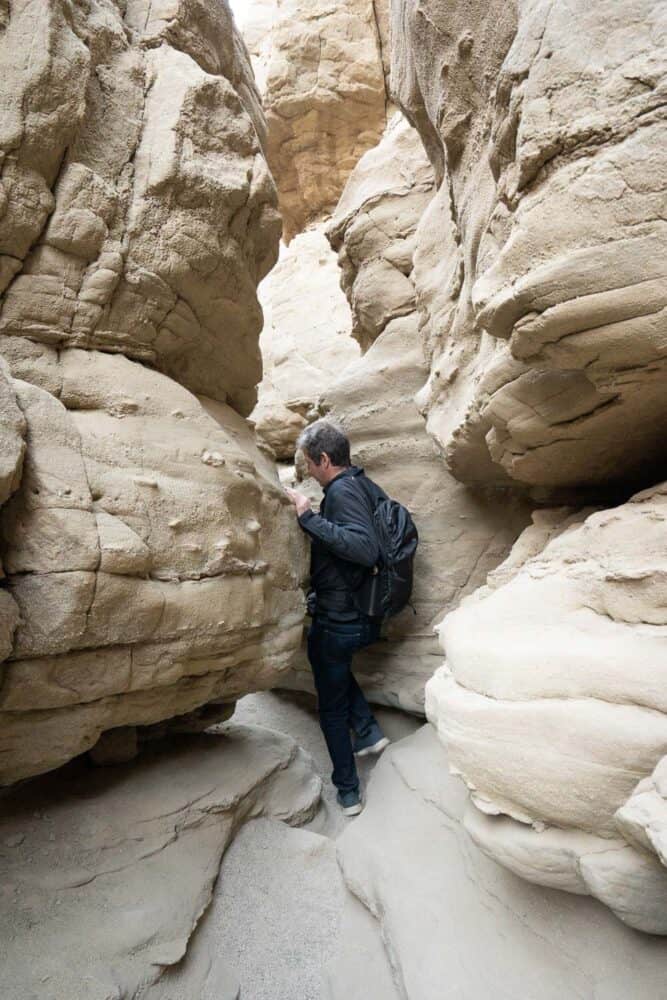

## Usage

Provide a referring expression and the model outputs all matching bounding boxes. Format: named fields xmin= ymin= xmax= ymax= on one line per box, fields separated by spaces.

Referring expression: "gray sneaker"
xmin=337 ymin=789 xmax=363 ymax=816
xmin=353 ymin=732 xmax=390 ymax=758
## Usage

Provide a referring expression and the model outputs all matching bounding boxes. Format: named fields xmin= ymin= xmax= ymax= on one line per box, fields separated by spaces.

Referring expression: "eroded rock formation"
xmin=0 ymin=0 xmax=305 ymax=784
xmin=284 ymin=116 xmax=530 ymax=711
xmin=392 ymin=0 xmax=667 ymax=492
xmin=369 ymin=0 xmax=667 ymax=938
xmin=242 ymin=0 xmax=391 ymax=241
xmin=427 ymin=483 xmax=667 ymax=931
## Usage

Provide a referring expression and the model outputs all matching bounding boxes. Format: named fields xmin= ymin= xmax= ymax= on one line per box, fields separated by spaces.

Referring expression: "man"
xmin=284 ymin=420 xmax=389 ymax=816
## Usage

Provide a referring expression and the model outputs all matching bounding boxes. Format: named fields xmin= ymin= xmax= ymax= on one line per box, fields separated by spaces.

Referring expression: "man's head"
xmin=297 ymin=421 xmax=351 ymax=486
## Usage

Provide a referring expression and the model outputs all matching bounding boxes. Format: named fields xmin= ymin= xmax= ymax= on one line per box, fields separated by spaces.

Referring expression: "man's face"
xmin=305 ymin=452 xmax=330 ymax=486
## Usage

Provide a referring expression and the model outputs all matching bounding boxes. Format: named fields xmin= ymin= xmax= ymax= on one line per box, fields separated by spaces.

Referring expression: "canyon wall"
xmin=241 ymin=0 xmax=390 ymax=241
xmin=251 ymin=227 xmax=359 ymax=461
xmin=285 ymin=116 xmax=531 ymax=711
xmin=383 ymin=0 xmax=667 ymax=934
xmin=0 ymin=0 xmax=306 ymax=784
xmin=393 ymin=0 xmax=667 ymax=493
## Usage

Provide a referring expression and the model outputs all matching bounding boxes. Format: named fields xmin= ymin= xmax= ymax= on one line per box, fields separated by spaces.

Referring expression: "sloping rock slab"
xmin=330 ymin=726 xmax=667 ymax=1000
xmin=0 ymin=723 xmax=321 ymax=1000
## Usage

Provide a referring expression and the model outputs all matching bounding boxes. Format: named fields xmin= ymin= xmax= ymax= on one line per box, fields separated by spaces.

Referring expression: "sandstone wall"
xmin=392 ymin=0 xmax=667 ymax=493
xmin=242 ymin=0 xmax=391 ymax=241
xmin=251 ymin=226 xmax=359 ymax=460
xmin=381 ymin=0 xmax=667 ymax=934
xmin=427 ymin=485 xmax=667 ymax=931
xmin=281 ymin=116 xmax=530 ymax=712
xmin=0 ymin=0 xmax=305 ymax=784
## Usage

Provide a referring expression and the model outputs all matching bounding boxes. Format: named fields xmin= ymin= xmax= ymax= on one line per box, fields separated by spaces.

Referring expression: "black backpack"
xmin=350 ymin=476 xmax=419 ymax=619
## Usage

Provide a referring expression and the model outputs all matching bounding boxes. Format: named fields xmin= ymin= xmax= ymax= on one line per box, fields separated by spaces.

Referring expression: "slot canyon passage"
xmin=1 ymin=0 xmax=667 ymax=996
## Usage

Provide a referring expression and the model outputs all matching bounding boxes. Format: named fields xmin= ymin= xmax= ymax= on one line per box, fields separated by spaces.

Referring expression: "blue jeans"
xmin=306 ymin=616 xmax=382 ymax=794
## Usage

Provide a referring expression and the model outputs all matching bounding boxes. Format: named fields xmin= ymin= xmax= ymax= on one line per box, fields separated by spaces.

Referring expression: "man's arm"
xmin=297 ymin=481 xmax=379 ymax=567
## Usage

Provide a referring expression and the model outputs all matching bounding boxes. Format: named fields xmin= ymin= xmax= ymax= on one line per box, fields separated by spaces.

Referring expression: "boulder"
xmin=0 ymin=1 xmax=305 ymax=783
xmin=427 ymin=482 xmax=667 ymax=930
xmin=0 ymin=343 xmax=306 ymax=784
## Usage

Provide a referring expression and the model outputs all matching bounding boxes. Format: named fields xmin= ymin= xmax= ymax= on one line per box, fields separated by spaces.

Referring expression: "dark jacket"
xmin=297 ymin=466 xmax=385 ymax=620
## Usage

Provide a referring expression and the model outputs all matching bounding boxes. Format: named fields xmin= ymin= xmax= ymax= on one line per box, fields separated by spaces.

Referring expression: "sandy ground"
xmin=157 ymin=690 xmax=421 ymax=1000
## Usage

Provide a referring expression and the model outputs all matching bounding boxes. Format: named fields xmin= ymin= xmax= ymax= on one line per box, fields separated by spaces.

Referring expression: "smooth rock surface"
xmin=392 ymin=0 xmax=667 ymax=492
xmin=0 ymin=722 xmax=322 ymax=1000
xmin=137 ymin=691 xmax=420 ymax=999
xmin=616 ymin=753 xmax=667 ymax=868
xmin=329 ymin=725 xmax=667 ymax=999
xmin=427 ymin=481 xmax=667 ymax=930
xmin=251 ymin=226 xmax=359 ymax=460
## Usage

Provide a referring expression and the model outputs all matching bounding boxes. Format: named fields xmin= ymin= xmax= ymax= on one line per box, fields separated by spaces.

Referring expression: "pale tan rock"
xmin=426 ymin=481 xmax=667 ymax=929
xmin=251 ymin=226 xmax=359 ymax=459
xmin=0 ymin=346 xmax=306 ymax=784
xmin=259 ymin=0 xmax=390 ymax=240
xmin=0 ymin=0 xmax=280 ymax=415
xmin=616 ymin=755 xmax=667 ymax=869
xmin=0 ymin=723 xmax=322 ymax=999
xmin=327 ymin=114 xmax=435 ymax=351
xmin=392 ymin=0 xmax=667 ymax=491
xmin=327 ymin=727 xmax=667 ymax=999
xmin=283 ymin=118 xmax=529 ymax=712
xmin=0 ymin=3 xmax=306 ymax=783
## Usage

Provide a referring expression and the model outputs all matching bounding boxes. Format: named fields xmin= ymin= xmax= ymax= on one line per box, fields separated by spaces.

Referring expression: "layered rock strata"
xmin=378 ymin=0 xmax=667 ymax=934
xmin=0 ymin=0 xmax=305 ymax=783
xmin=285 ymin=117 xmax=530 ymax=712
xmin=242 ymin=0 xmax=391 ymax=241
xmin=427 ymin=483 xmax=667 ymax=931
xmin=392 ymin=0 xmax=667 ymax=492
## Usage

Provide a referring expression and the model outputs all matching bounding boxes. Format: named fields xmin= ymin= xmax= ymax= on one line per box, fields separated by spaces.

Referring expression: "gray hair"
xmin=297 ymin=420 xmax=351 ymax=467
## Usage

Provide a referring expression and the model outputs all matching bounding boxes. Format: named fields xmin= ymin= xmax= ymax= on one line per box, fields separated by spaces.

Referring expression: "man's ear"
xmin=320 ymin=452 xmax=331 ymax=469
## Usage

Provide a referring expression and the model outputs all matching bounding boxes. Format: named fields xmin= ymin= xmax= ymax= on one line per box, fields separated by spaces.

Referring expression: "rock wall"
xmin=251 ymin=226 xmax=359 ymax=461
xmin=427 ymin=484 xmax=667 ymax=932
xmin=284 ymin=116 xmax=530 ymax=712
xmin=242 ymin=0 xmax=391 ymax=241
xmin=385 ymin=0 xmax=667 ymax=934
xmin=392 ymin=0 xmax=667 ymax=493
xmin=0 ymin=0 xmax=305 ymax=784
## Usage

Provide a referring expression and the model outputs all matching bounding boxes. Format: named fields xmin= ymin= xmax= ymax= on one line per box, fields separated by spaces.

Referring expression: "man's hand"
xmin=284 ymin=486 xmax=312 ymax=517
